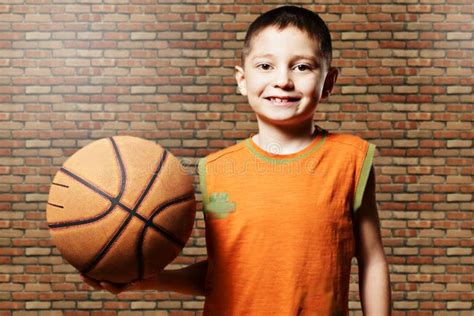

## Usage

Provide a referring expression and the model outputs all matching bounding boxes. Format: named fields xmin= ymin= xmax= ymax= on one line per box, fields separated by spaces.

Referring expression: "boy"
xmin=83 ymin=6 xmax=391 ymax=315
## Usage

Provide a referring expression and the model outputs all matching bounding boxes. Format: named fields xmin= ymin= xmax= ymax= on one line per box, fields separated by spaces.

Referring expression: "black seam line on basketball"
xmin=50 ymin=146 xmax=173 ymax=277
xmin=134 ymin=150 xmax=168 ymax=212
xmin=82 ymin=149 xmax=168 ymax=275
xmin=48 ymin=168 xmax=120 ymax=228
xmin=52 ymin=182 xmax=69 ymax=188
xmin=48 ymin=138 xmax=128 ymax=229
xmin=57 ymin=138 xmax=126 ymax=210
xmin=149 ymin=224 xmax=184 ymax=248
xmin=47 ymin=202 xmax=64 ymax=209
xmin=121 ymin=150 xmax=169 ymax=280
xmin=109 ymin=137 xmax=127 ymax=200
xmin=47 ymin=194 xmax=167 ymax=229
xmin=146 ymin=192 xmax=195 ymax=247
xmin=136 ymin=192 xmax=194 ymax=279
xmin=59 ymin=167 xmax=115 ymax=201
xmin=48 ymin=203 xmax=117 ymax=229
xmin=136 ymin=225 xmax=146 ymax=280
xmin=82 ymin=211 xmax=135 ymax=274
xmin=149 ymin=192 xmax=195 ymax=223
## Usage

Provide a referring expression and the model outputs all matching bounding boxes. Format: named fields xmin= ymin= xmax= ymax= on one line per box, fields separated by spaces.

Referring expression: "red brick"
xmin=0 ymin=2 xmax=472 ymax=314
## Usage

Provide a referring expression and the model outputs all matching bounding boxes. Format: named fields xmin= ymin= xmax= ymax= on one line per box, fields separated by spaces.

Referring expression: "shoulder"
xmin=323 ymin=131 xmax=377 ymax=213
xmin=198 ymin=140 xmax=248 ymax=194
xmin=199 ymin=139 xmax=248 ymax=168
xmin=324 ymin=131 xmax=372 ymax=156
xmin=326 ymin=132 xmax=369 ymax=152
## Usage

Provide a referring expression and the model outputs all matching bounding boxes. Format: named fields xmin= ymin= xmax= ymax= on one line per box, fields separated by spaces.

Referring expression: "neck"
xmin=253 ymin=119 xmax=316 ymax=155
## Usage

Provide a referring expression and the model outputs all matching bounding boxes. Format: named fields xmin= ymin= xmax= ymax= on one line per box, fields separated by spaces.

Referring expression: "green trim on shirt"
xmin=353 ymin=143 xmax=376 ymax=214
xmin=244 ymin=130 xmax=327 ymax=164
xmin=198 ymin=158 xmax=209 ymax=210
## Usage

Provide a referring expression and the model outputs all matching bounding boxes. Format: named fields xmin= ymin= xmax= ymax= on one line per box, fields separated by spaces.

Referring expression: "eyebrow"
xmin=251 ymin=53 xmax=318 ymax=63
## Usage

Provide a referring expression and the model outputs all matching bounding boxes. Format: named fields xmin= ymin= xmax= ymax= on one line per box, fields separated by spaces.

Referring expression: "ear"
xmin=321 ymin=67 xmax=338 ymax=99
xmin=234 ymin=65 xmax=247 ymax=96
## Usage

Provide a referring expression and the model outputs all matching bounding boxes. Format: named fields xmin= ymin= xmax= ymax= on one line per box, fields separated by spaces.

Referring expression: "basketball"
xmin=46 ymin=136 xmax=196 ymax=283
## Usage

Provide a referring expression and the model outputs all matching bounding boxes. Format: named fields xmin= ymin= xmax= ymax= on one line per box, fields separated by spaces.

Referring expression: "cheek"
xmin=297 ymin=79 xmax=320 ymax=98
xmin=246 ymin=75 xmax=267 ymax=95
xmin=300 ymin=75 xmax=324 ymax=97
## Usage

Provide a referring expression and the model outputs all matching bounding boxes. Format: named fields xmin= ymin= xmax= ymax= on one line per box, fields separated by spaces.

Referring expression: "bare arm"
xmin=81 ymin=259 xmax=208 ymax=297
xmin=354 ymin=167 xmax=391 ymax=315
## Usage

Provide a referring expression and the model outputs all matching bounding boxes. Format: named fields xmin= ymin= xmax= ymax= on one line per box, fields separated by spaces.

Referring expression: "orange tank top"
xmin=198 ymin=126 xmax=375 ymax=315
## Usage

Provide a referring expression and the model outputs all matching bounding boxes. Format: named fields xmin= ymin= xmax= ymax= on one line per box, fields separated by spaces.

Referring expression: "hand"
xmin=80 ymin=274 xmax=136 ymax=295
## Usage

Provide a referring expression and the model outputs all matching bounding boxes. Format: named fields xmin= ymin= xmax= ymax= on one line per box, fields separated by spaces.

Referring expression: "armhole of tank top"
xmin=198 ymin=157 xmax=209 ymax=212
xmin=353 ymin=143 xmax=376 ymax=215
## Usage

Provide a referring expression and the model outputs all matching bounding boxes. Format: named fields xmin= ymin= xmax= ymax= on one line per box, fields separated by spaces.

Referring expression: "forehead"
xmin=248 ymin=26 xmax=319 ymax=58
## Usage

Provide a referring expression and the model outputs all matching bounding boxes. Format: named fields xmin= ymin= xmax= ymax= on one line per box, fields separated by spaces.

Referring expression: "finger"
xmin=125 ymin=280 xmax=140 ymax=291
xmin=80 ymin=274 xmax=103 ymax=291
xmin=100 ymin=281 xmax=126 ymax=295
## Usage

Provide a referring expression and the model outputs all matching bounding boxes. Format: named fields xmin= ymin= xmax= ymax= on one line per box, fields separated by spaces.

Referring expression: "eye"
xmin=256 ymin=63 xmax=272 ymax=71
xmin=294 ymin=64 xmax=312 ymax=71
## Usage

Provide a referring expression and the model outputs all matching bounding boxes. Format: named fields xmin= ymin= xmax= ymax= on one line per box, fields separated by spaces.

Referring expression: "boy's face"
xmin=235 ymin=26 xmax=337 ymax=128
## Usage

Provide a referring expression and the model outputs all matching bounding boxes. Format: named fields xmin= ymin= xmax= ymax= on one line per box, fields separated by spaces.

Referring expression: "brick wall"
xmin=0 ymin=0 xmax=472 ymax=314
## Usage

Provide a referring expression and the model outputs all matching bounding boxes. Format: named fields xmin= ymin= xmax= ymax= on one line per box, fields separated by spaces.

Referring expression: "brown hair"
xmin=241 ymin=5 xmax=333 ymax=68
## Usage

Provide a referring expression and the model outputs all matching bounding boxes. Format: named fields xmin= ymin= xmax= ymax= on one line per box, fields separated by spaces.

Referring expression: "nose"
xmin=273 ymin=68 xmax=294 ymax=89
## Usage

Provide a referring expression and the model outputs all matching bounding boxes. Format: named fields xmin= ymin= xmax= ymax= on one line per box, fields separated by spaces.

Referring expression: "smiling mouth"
xmin=265 ymin=97 xmax=301 ymax=105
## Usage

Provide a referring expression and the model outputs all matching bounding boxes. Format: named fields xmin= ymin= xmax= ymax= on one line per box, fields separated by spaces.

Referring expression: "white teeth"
xmin=270 ymin=97 xmax=289 ymax=103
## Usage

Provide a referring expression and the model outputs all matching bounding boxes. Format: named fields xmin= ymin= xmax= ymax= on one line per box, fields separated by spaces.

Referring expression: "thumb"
xmin=80 ymin=274 xmax=103 ymax=291
xmin=99 ymin=281 xmax=128 ymax=295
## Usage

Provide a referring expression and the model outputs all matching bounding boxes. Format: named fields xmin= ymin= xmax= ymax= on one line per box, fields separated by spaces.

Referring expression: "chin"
xmin=259 ymin=116 xmax=302 ymax=127
xmin=259 ymin=110 xmax=315 ymax=126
